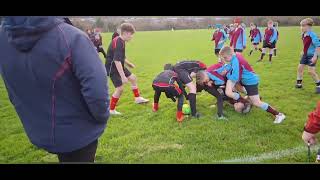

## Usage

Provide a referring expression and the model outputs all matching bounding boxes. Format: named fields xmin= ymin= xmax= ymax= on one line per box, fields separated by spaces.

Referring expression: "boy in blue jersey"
xmin=196 ymin=62 xmax=252 ymax=119
xmin=220 ymin=46 xmax=286 ymax=124
xmin=296 ymin=18 xmax=320 ymax=93
xmin=258 ymin=20 xmax=277 ymax=63
xmin=248 ymin=23 xmax=262 ymax=56
xmin=212 ymin=24 xmax=227 ymax=56
xmin=230 ymin=17 xmax=246 ymax=53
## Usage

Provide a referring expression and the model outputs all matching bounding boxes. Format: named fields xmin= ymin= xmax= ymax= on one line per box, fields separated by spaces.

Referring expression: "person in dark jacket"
xmin=0 ymin=16 xmax=110 ymax=162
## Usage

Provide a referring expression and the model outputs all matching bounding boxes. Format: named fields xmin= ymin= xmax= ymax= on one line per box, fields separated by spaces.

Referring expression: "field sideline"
xmin=0 ymin=26 xmax=320 ymax=163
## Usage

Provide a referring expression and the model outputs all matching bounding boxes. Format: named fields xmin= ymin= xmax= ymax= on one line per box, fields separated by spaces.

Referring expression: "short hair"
xmin=120 ymin=23 xmax=136 ymax=34
xmin=164 ymin=63 xmax=173 ymax=71
xmin=196 ymin=70 xmax=207 ymax=86
xmin=219 ymin=46 xmax=233 ymax=56
xmin=300 ymin=18 xmax=314 ymax=26
xmin=267 ymin=20 xmax=274 ymax=25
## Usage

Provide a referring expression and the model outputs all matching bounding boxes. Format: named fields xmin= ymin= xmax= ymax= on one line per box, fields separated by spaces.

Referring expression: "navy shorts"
xmin=244 ymin=84 xmax=259 ymax=96
xmin=263 ymin=40 xmax=276 ymax=49
xmin=234 ymin=49 xmax=243 ymax=53
xmin=215 ymin=49 xmax=221 ymax=55
xmin=109 ymin=67 xmax=132 ymax=88
xmin=300 ymin=55 xmax=316 ymax=67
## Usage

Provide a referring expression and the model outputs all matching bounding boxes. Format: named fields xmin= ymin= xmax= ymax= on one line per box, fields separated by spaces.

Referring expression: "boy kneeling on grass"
xmin=152 ymin=64 xmax=188 ymax=122
xmin=220 ymin=46 xmax=286 ymax=124
xmin=196 ymin=62 xmax=252 ymax=120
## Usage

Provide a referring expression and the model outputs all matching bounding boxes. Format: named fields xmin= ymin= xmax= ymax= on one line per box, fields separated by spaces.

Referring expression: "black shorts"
xmin=244 ymin=84 xmax=259 ymax=96
xmin=300 ymin=55 xmax=316 ymax=67
xmin=215 ymin=49 xmax=220 ymax=55
xmin=262 ymin=40 xmax=276 ymax=49
xmin=152 ymin=84 xmax=182 ymax=99
xmin=175 ymin=69 xmax=193 ymax=84
xmin=108 ymin=67 xmax=132 ymax=88
xmin=234 ymin=49 xmax=243 ymax=53
xmin=252 ymin=42 xmax=259 ymax=45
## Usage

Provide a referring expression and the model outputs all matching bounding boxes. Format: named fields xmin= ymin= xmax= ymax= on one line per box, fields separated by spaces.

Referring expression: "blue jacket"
xmin=0 ymin=17 xmax=110 ymax=153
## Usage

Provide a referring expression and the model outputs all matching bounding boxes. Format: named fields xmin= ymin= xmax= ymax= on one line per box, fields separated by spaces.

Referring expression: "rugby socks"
xmin=249 ymin=50 xmax=253 ymax=56
xmin=232 ymin=92 xmax=249 ymax=104
xmin=274 ymin=49 xmax=277 ymax=56
xmin=132 ymin=86 xmax=140 ymax=98
xmin=260 ymin=102 xmax=279 ymax=116
xmin=176 ymin=111 xmax=184 ymax=122
xmin=110 ymin=96 xmax=119 ymax=111
xmin=269 ymin=54 xmax=272 ymax=62
xmin=260 ymin=53 xmax=265 ymax=60
xmin=153 ymin=103 xmax=159 ymax=112
xmin=258 ymin=48 xmax=262 ymax=52
xmin=188 ymin=93 xmax=197 ymax=116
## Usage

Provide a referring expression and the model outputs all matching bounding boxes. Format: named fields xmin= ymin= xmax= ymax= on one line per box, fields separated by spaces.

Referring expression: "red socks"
xmin=267 ymin=106 xmax=279 ymax=116
xmin=132 ymin=87 xmax=140 ymax=98
xmin=176 ymin=111 xmax=184 ymax=122
xmin=110 ymin=96 xmax=119 ymax=111
xmin=153 ymin=103 xmax=159 ymax=112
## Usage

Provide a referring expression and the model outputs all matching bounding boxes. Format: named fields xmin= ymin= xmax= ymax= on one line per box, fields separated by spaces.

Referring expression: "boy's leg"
xmin=176 ymin=94 xmax=184 ymax=122
xmin=296 ymin=60 xmax=306 ymax=88
xmin=177 ymin=70 xmax=199 ymax=118
xmin=225 ymin=80 xmax=249 ymax=104
xmin=258 ymin=41 xmax=267 ymax=62
xmin=269 ymin=48 xmax=274 ymax=62
xmin=308 ymin=66 xmax=320 ymax=93
xmin=109 ymin=72 xmax=125 ymax=114
xmin=126 ymin=68 xmax=149 ymax=103
xmin=204 ymin=85 xmax=224 ymax=117
xmin=152 ymin=87 xmax=161 ymax=112
xmin=185 ymin=82 xmax=198 ymax=117
xmin=246 ymin=85 xmax=285 ymax=123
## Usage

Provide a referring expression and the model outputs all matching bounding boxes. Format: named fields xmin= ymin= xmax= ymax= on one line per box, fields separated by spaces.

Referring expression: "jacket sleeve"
xmin=304 ymin=101 xmax=320 ymax=134
xmin=71 ymin=33 xmax=110 ymax=124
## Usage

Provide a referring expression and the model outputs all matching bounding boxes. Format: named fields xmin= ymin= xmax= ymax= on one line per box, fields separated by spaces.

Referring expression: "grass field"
xmin=1 ymin=27 xmax=320 ymax=163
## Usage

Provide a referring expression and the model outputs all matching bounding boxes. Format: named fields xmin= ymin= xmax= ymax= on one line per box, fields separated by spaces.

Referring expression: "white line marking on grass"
xmin=221 ymin=145 xmax=320 ymax=163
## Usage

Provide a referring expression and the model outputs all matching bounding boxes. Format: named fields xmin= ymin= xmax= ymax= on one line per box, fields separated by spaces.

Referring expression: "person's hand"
xmin=206 ymin=81 xmax=213 ymax=87
xmin=311 ymin=55 xmax=318 ymax=65
xmin=302 ymin=131 xmax=317 ymax=145
xmin=221 ymin=70 xmax=228 ymax=76
xmin=121 ymin=77 xmax=128 ymax=84
xmin=127 ymin=62 xmax=135 ymax=69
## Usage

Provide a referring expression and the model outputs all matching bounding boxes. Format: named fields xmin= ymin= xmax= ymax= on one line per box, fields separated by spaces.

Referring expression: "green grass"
xmin=1 ymin=27 xmax=320 ymax=163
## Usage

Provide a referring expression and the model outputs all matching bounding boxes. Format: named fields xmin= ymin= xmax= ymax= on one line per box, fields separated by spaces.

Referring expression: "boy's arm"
xmin=311 ymin=33 xmax=320 ymax=64
xmin=242 ymin=29 xmax=246 ymax=48
xmin=177 ymin=79 xmax=188 ymax=100
xmin=226 ymin=59 xmax=240 ymax=83
xmin=71 ymin=33 xmax=110 ymax=124
xmin=304 ymin=102 xmax=320 ymax=134
xmin=125 ymin=58 xmax=135 ymax=68
xmin=114 ymin=61 xmax=127 ymax=82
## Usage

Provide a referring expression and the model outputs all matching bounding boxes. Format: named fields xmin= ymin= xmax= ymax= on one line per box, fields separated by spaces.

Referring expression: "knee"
xmin=308 ymin=69 xmax=315 ymax=75
xmin=117 ymin=86 xmax=124 ymax=93
xmin=129 ymin=74 xmax=137 ymax=82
